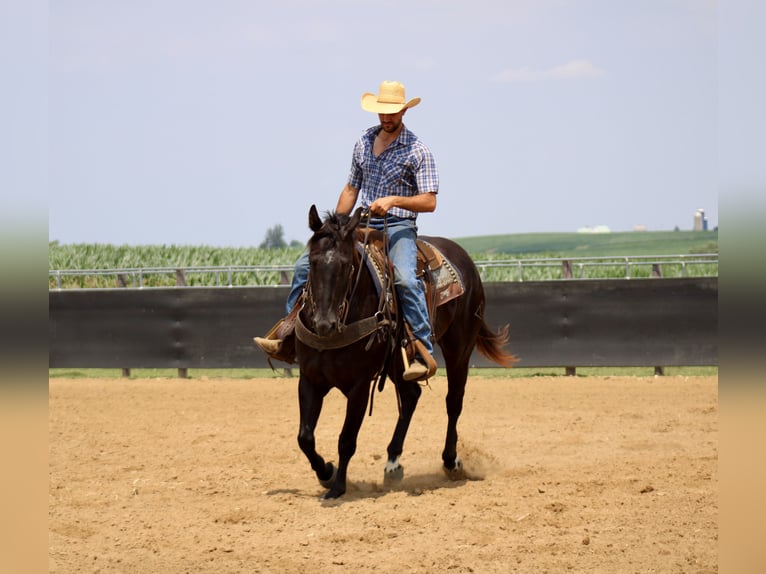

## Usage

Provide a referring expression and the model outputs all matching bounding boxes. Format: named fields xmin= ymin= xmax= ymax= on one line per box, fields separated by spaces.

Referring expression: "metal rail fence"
xmin=474 ymin=253 xmax=718 ymax=281
xmin=49 ymin=253 xmax=718 ymax=289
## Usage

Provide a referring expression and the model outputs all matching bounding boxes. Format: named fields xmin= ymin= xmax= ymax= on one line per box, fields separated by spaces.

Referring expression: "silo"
xmin=694 ymin=209 xmax=703 ymax=231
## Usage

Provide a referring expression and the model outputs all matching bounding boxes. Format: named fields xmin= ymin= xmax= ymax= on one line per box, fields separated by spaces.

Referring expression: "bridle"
xmin=302 ymin=256 xmax=356 ymax=333
xmin=296 ymin=212 xmax=395 ymax=352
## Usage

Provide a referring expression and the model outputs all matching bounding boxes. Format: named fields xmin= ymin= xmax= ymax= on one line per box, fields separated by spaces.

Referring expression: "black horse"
xmin=296 ymin=205 xmax=515 ymax=499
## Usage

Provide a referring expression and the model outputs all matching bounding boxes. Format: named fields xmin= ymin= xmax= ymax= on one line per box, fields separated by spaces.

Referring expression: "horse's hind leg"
xmin=384 ymin=379 xmax=422 ymax=482
xmin=441 ymin=346 xmax=471 ymax=480
xmin=297 ymin=377 xmax=335 ymax=488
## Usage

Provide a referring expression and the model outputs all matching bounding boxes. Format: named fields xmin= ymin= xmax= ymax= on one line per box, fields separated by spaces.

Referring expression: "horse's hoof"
xmin=384 ymin=460 xmax=404 ymax=483
xmin=443 ymin=456 xmax=465 ymax=481
xmin=321 ymin=487 xmax=345 ymax=500
xmin=318 ymin=463 xmax=337 ymax=489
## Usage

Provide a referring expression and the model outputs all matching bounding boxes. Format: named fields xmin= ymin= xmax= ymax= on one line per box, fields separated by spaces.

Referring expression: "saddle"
xmin=354 ymin=228 xmax=465 ymax=322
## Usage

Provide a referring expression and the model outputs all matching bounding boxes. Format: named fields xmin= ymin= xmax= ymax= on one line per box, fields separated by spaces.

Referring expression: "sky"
xmin=38 ymin=1 xmax=724 ymax=246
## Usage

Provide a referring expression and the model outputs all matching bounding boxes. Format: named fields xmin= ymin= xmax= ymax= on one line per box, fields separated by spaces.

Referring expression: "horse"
xmin=295 ymin=204 xmax=516 ymax=499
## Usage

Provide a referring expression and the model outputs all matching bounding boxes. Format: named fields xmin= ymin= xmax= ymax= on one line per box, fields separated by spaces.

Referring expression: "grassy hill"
xmin=454 ymin=229 xmax=718 ymax=258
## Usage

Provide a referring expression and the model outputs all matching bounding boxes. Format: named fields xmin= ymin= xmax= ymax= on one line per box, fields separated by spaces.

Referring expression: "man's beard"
xmin=380 ymin=119 xmax=401 ymax=133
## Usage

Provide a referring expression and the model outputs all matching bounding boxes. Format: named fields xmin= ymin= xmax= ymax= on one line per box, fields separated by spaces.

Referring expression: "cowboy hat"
xmin=360 ymin=81 xmax=421 ymax=114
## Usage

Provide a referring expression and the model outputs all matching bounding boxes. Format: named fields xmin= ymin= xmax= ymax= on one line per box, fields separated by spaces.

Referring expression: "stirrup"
xmin=403 ymin=357 xmax=430 ymax=382
xmin=411 ymin=338 xmax=437 ymax=378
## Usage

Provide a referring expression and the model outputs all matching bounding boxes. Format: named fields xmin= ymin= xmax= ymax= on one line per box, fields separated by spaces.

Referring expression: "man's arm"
xmin=336 ymin=183 xmax=360 ymax=215
xmin=369 ymin=191 xmax=437 ymax=217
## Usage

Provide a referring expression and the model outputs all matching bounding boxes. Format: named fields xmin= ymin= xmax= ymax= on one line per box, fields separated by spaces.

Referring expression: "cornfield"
xmin=48 ymin=243 xmax=305 ymax=289
xmin=49 ymin=242 xmax=718 ymax=289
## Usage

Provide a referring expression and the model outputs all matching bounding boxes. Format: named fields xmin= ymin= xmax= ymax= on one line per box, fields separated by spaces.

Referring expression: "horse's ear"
xmin=309 ymin=204 xmax=322 ymax=232
xmin=340 ymin=207 xmax=364 ymax=240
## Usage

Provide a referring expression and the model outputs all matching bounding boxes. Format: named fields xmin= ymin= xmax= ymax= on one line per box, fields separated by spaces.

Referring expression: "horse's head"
xmin=305 ymin=204 xmax=364 ymax=336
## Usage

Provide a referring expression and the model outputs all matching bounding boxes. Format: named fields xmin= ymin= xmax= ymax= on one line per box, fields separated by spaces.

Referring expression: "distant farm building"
xmin=577 ymin=225 xmax=611 ymax=233
xmin=694 ymin=209 xmax=709 ymax=231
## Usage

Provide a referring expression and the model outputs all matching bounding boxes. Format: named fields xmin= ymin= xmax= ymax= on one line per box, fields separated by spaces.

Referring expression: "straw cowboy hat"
xmin=360 ymin=81 xmax=421 ymax=114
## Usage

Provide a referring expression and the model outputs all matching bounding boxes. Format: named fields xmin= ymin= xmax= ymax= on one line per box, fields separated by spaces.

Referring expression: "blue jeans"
xmin=286 ymin=250 xmax=309 ymax=314
xmin=286 ymin=216 xmax=433 ymax=355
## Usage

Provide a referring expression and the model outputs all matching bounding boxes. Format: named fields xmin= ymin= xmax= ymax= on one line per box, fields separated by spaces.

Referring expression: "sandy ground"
xmin=49 ymin=375 xmax=717 ymax=573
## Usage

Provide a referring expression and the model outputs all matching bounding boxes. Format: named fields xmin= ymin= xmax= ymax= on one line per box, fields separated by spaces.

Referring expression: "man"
xmin=255 ymin=80 xmax=439 ymax=381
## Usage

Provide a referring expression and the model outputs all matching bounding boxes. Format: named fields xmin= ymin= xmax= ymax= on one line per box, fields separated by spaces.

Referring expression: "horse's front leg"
xmin=442 ymin=361 xmax=468 ymax=480
xmin=297 ymin=376 xmax=336 ymax=488
xmin=322 ymin=380 xmax=370 ymax=499
xmin=384 ymin=380 xmax=422 ymax=483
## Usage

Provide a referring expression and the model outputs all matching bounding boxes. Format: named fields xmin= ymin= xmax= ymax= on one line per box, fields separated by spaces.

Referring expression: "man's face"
xmin=378 ymin=108 xmax=406 ymax=133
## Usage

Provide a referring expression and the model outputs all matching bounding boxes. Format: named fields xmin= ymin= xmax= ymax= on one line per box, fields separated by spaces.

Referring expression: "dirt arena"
xmin=49 ymin=374 xmax=717 ymax=573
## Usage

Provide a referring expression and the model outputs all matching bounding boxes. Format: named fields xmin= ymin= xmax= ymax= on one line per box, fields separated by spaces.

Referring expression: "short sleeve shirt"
xmin=347 ymin=125 xmax=439 ymax=220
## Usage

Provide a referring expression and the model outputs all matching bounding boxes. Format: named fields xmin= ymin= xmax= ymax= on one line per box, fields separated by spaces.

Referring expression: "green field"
xmin=48 ymin=242 xmax=304 ymax=271
xmin=49 ymin=229 xmax=717 ymax=268
xmin=48 ymin=229 xmax=718 ymax=288
xmin=454 ymin=229 xmax=718 ymax=257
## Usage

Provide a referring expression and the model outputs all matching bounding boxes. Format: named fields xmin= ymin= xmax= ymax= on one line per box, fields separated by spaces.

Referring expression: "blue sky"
xmin=43 ymin=1 xmax=722 ymax=246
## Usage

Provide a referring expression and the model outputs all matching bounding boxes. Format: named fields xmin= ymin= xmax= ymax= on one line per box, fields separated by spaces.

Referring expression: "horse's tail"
xmin=475 ymin=322 xmax=518 ymax=367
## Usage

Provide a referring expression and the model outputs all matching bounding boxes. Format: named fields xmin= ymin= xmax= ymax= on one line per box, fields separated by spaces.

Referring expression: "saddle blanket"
xmin=359 ymin=235 xmax=465 ymax=308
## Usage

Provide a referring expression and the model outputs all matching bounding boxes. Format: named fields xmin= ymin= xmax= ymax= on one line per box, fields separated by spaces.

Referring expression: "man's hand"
xmin=369 ymin=196 xmax=398 ymax=216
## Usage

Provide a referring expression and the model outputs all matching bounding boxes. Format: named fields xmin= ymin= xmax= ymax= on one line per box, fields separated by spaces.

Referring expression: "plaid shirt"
xmin=347 ymin=125 xmax=439 ymax=220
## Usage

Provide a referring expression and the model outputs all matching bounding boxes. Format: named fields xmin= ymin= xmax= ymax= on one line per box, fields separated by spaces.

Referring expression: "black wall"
xmin=49 ymin=278 xmax=717 ymax=369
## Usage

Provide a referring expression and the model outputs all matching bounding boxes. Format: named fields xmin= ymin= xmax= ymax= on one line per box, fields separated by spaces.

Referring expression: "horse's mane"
xmin=322 ymin=210 xmax=352 ymax=228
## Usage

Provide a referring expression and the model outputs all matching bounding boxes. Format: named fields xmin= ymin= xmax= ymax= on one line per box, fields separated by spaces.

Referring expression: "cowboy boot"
xmin=255 ymin=334 xmax=296 ymax=364
xmin=253 ymin=324 xmax=296 ymax=364
xmin=253 ymin=303 xmax=300 ymax=364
